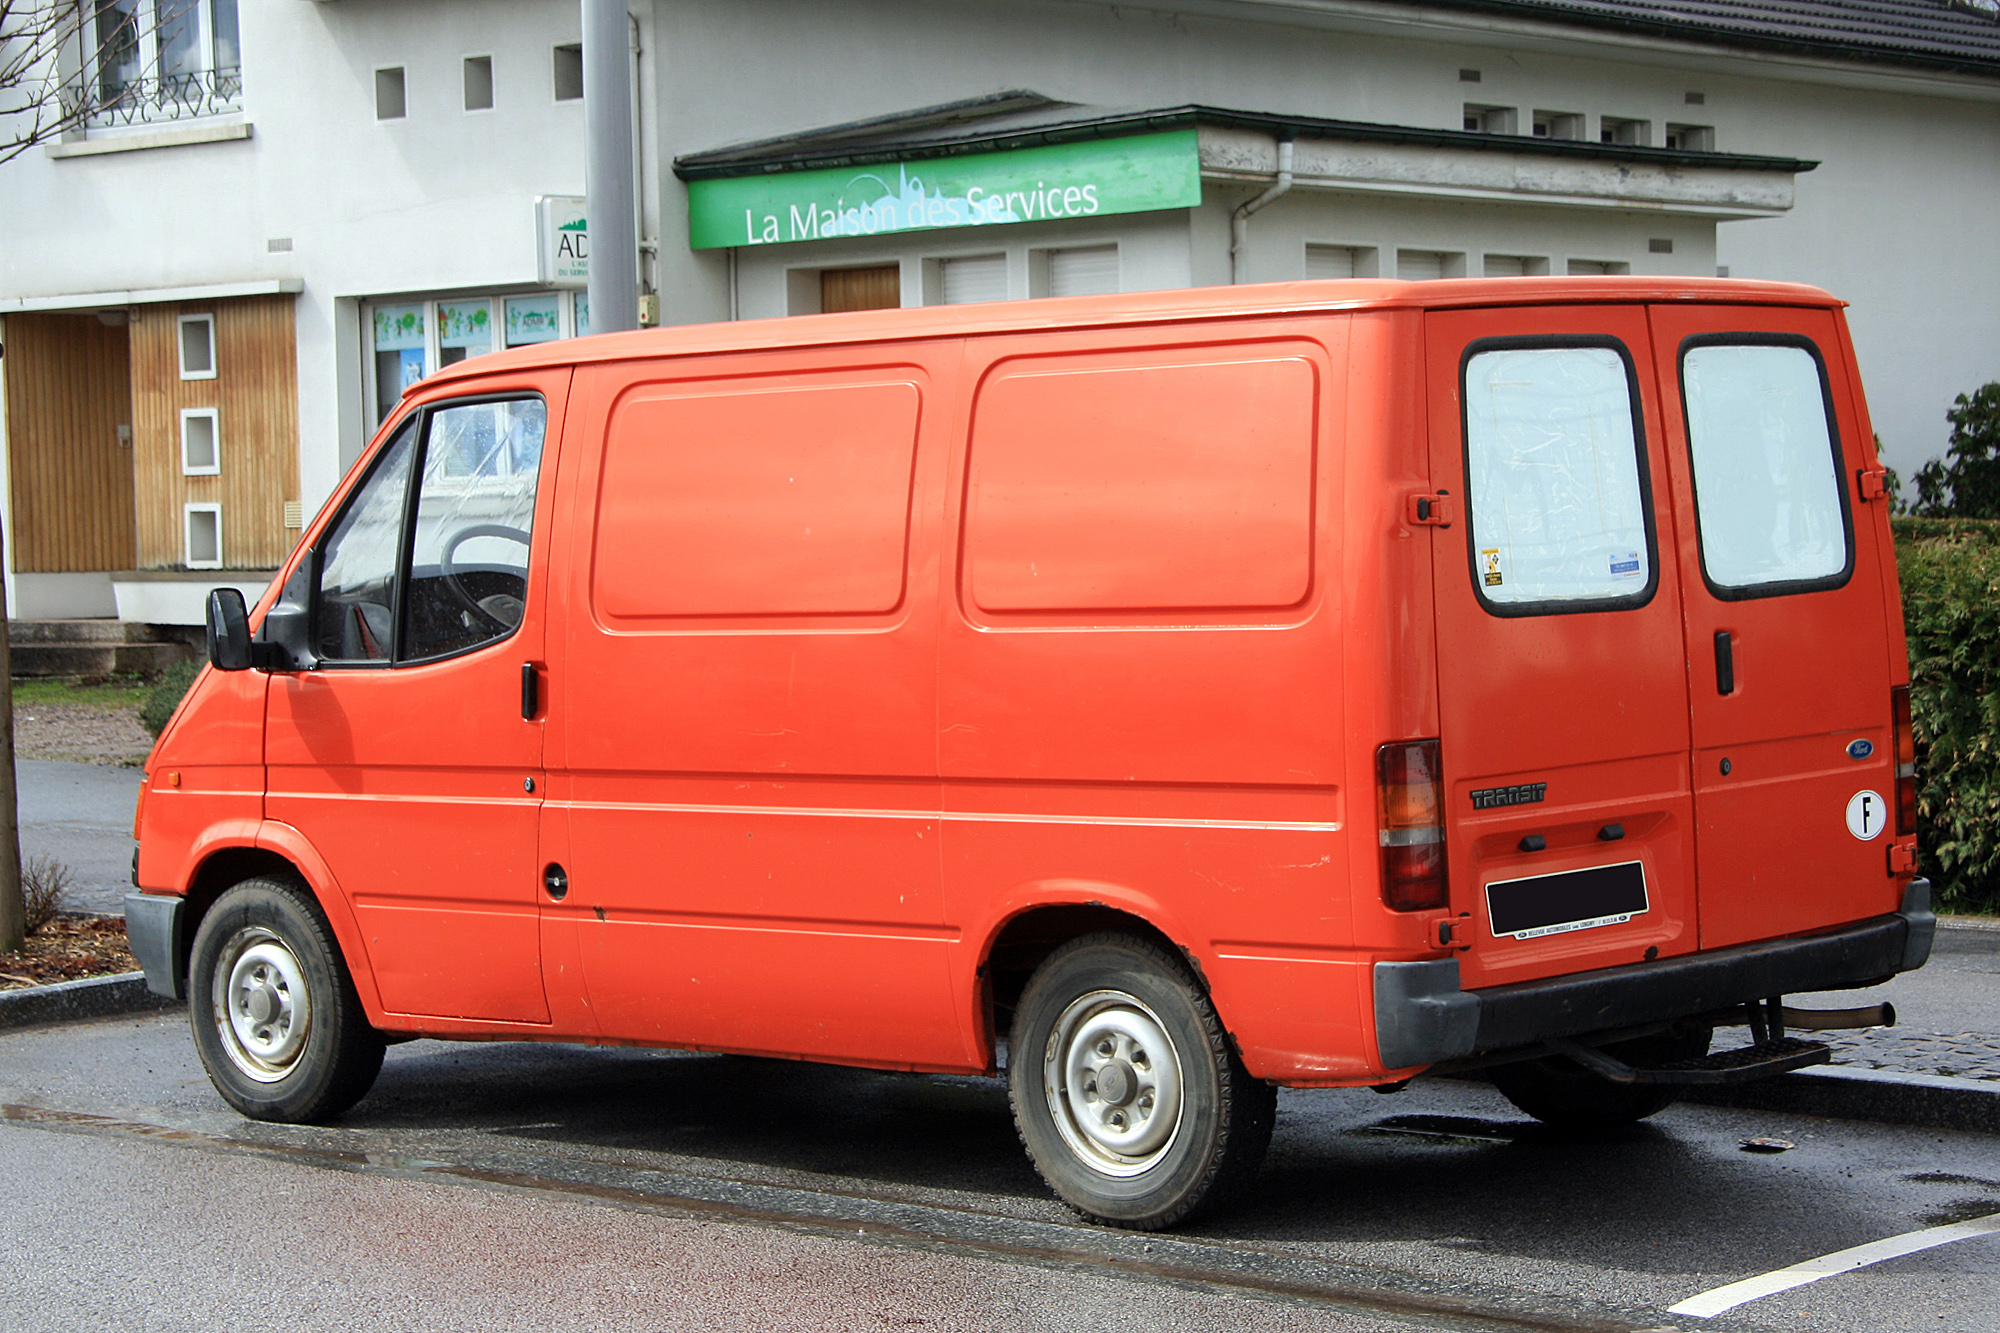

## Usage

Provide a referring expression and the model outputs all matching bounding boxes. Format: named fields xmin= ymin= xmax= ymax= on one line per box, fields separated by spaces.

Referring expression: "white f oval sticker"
xmin=1846 ymin=790 xmax=1887 ymax=841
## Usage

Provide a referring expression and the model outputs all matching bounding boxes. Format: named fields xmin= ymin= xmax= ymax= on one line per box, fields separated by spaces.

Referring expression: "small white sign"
xmin=1846 ymin=789 xmax=1887 ymax=841
xmin=536 ymin=195 xmax=588 ymax=287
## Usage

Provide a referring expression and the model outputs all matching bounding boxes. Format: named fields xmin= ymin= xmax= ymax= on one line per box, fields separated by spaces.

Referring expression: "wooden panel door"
xmin=1 ymin=313 xmax=136 ymax=572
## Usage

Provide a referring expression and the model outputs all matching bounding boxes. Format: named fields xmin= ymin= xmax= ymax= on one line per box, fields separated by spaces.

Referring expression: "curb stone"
xmin=0 ymin=972 xmax=181 ymax=1030
xmin=1682 ymin=1063 xmax=2000 ymax=1135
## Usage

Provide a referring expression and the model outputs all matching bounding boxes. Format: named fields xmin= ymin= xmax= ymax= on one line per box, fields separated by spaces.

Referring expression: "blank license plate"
xmin=1485 ymin=861 xmax=1649 ymax=940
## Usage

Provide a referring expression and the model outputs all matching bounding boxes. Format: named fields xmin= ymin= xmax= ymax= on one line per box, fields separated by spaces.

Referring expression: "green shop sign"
xmin=686 ymin=129 xmax=1201 ymax=250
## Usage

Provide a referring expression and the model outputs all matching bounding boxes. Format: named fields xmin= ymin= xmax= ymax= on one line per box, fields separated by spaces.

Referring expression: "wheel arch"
xmin=979 ymin=901 xmax=1213 ymax=1065
xmin=176 ymin=824 xmax=386 ymax=1021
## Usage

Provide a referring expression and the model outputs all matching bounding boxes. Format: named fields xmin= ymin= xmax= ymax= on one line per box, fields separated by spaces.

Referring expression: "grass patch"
xmin=10 ymin=676 xmax=153 ymax=709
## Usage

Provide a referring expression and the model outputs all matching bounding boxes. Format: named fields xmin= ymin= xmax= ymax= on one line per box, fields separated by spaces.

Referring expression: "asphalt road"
xmin=17 ymin=760 xmax=143 ymax=915
xmin=2 ymin=1011 xmax=1994 ymax=1333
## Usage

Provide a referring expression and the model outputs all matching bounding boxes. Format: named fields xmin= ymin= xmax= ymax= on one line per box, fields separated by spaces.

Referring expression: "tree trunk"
xmin=0 ymin=522 xmax=22 ymax=955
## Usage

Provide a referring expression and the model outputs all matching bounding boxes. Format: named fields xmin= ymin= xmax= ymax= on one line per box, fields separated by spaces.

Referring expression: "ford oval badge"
xmin=1847 ymin=738 xmax=1874 ymax=760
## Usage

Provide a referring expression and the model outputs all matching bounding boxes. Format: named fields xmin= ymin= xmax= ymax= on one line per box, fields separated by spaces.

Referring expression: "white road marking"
xmin=1668 ymin=1210 xmax=2000 ymax=1318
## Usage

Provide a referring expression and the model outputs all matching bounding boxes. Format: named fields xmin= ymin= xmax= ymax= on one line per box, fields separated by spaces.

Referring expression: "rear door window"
xmin=1461 ymin=340 xmax=1656 ymax=614
xmin=1678 ymin=338 xmax=1851 ymax=597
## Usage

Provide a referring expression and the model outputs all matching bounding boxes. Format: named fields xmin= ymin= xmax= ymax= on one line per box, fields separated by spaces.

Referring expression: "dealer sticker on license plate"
xmin=1485 ymin=861 xmax=1649 ymax=940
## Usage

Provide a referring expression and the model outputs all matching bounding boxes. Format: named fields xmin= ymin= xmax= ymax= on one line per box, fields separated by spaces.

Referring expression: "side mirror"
xmin=206 ymin=588 xmax=252 ymax=671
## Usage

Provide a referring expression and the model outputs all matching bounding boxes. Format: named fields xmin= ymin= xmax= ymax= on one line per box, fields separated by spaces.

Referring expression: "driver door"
xmin=266 ymin=372 xmax=568 ymax=1024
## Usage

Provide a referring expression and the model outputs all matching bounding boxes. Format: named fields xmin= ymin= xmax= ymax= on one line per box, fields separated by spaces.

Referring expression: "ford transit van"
xmin=128 ymin=277 xmax=1933 ymax=1228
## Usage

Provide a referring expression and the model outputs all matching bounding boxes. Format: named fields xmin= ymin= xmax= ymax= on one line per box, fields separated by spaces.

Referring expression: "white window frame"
xmin=178 ymin=313 xmax=216 ymax=380
xmin=184 ymin=503 xmax=223 ymax=570
xmin=179 ymin=407 xmax=220 ymax=475
xmin=80 ymin=0 xmax=243 ymax=129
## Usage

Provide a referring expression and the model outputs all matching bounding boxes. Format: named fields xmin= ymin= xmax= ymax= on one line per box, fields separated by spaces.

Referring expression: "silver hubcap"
xmin=213 ymin=927 xmax=311 ymax=1083
xmin=1045 ymin=989 xmax=1185 ymax=1177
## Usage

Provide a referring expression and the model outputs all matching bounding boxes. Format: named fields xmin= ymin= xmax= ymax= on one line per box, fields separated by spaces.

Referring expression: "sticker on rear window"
xmin=1609 ymin=550 xmax=1642 ymax=578
xmin=1480 ymin=548 xmax=1504 ymax=587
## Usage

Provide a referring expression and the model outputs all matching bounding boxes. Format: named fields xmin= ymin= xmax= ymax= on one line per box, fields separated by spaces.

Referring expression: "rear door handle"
xmin=1714 ymin=631 xmax=1735 ymax=696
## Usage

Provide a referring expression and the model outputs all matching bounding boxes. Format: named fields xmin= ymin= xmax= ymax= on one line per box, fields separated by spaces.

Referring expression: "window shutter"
xmin=1304 ymin=245 xmax=1358 ymax=279
xmin=1047 ymin=245 xmax=1119 ymax=297
xmin=940 ymin=254 xmax=1008 ymax=305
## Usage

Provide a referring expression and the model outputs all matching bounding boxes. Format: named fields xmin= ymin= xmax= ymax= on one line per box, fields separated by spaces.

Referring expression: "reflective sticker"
xmin=1847 ymin=738 xmax=1874 ymax=760
xmin=1846 ymin=789 xmax=1887 ymax=841
xmin=1480 ymin=548 xmax=1504 ymax=586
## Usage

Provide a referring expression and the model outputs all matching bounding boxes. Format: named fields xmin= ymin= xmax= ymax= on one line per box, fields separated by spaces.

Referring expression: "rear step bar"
xmin=1545 ymin=1034 xmax=1831 ymax=1086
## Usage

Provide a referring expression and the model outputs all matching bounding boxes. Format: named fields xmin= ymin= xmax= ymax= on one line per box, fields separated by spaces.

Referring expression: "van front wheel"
xmin=1009 ymin=934 xmax=1275 ymax=1229
xmin=188 ymin=877 xmax=385 ymax=1124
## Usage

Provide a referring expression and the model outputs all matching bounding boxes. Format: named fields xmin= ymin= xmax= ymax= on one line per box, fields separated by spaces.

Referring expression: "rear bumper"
xmin=1373 ymin=879 xmax=1935 ymax=1071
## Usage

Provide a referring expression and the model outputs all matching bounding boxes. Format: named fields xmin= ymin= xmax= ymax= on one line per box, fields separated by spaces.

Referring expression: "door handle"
xmin=521 ymin=661 xmax=541 ymax=719
xmin=1714 ymin=631 xmax=1735 ymax=696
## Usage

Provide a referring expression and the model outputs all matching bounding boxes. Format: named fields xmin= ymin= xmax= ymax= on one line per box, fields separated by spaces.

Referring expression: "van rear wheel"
xmin=1009 ymin=934 xmax=1275 ymax=1229
xmin=188 ymin=877 xmax=385 ymax=1124
xmin=1487 ymin=1024 xmax=1712 ymax=1129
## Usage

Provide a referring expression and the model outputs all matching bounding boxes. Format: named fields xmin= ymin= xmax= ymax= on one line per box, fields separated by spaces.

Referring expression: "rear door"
xmin=1425 ymin=306 xmax=1698 ymax=988
xmin=1647 ymin=303 xmax=1899 ymax=947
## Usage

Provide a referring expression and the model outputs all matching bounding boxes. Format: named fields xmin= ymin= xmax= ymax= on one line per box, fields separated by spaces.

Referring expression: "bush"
xmin=140 ymin=659 xmax=202 ymax=739
xmin=1893 ymin=516 xmax=2000 ymax=915
xmin=1912 ymin=382 xmax=2000 ymax=519
xmin=21 ymin=855 xmax=74 ymax=936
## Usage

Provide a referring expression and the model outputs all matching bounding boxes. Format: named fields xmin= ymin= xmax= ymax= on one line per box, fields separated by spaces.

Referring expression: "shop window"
xmin=372 ymin=303 xmax=427 ymax=421
xmin=553 ymin=44 xmax=583 ymax=101
xmin=1483 ymin=254 xmax=1549 ymax=277
xmin=573 ymin=291 xmax=589 ymax=336
xmin=1305 ymin=244 xmax=1376 ymax=279
xmin=184 ymin=504 xmax=223 ymax=569
xmin=1398 ymin=250 xmax=1463 ymax=281
xmin=1567 ymin=258 xmax=1630 ymax=275
xmin=936 ymin=254 xmax=1008 ymax=305
xmin=438 ymin=300 xmax=494 ymax=366
xmin=1532 ymin=111 xmax=1584 ymax=140
xmin=819 ymin=265 xmax=900 ymax=313
xmin=376 ymin=67 xmax=406 ymax=120
xmin=1665 ymin=123 xmax=1714 ymax=151
xmin=1462 ymin=104 xmax=1516 ymax=135
xmin=464 ymin=55 xmax=493 ymax=112
xmin=180 ymin=408 xmax=219 ymax=475
xmin=178 ymin=313 xmax=216 ymax=379
xmin=1600 ymin=116 xmax=1650 ymax=146
xmin=504 ymin=295 xmax=563 ymax=346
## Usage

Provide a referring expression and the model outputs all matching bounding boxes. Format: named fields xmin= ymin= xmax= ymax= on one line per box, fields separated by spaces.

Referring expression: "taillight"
xmin=1892 ymin=686 xmax=1917 ymax=837
xmin=1378 ymin=739 xmax=1447 ymax=912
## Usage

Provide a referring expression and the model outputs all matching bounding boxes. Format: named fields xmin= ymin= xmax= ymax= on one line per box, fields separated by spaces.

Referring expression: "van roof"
xmin=426 ymin=275 xmax=1844 ymax=387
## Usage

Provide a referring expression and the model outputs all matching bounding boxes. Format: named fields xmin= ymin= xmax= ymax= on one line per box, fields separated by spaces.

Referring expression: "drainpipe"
xmin=584 ymin=0 xmax=639 ymax=333
xmin=1230 ymin=137 xmax=1294 ymax=285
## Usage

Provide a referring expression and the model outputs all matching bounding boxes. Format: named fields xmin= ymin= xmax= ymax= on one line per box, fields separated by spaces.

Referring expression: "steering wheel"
xmin=439 ymin=524 xmax=532 ymax=632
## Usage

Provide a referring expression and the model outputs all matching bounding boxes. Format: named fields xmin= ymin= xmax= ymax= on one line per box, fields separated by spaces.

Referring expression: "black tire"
xmin=1009 ymin=933 xmax=1276 ymax=1229
xmin=1487 ymin=1023 xmax=1712 ymax=1129
xmin=187 ymin=877 xmax=386 ymax=1123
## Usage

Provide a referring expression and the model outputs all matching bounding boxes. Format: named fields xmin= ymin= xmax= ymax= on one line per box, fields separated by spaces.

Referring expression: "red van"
xmin=127 ymin=277 xmax=1932 ymax=1229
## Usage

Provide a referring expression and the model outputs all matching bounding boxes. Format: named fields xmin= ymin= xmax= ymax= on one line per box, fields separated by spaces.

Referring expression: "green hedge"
xmin=1893 ymin=516 xmax=2000 ymax=915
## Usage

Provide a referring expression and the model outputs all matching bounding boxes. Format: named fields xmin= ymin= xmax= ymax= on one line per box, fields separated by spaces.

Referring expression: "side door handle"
xmin=1714 ymin=631 xmax=1735 ymax=696
xmin=522 ymin=661 xmax=542 ymax=719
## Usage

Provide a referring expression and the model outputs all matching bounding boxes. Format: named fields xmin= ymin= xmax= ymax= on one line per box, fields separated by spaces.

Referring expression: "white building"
xmin=1 ymin=0 xmax=1996 ymax=623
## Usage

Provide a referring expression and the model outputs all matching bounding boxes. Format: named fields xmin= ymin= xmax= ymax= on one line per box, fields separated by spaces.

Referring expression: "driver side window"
xmin=313 ymin=396 xmax=546 ymax=666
